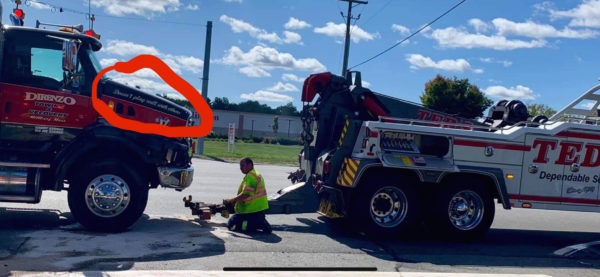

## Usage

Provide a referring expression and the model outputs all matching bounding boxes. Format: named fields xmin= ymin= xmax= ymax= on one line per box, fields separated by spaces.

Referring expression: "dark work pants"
xmin=227 ymin=211 xmax=271 ymax=232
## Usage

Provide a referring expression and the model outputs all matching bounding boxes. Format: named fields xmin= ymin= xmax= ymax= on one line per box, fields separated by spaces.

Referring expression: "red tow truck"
xmin=0 ymin=4 xmax=194 ymax=232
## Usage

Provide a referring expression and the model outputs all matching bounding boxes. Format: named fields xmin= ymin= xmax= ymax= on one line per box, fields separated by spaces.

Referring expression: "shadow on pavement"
xmin=198 ymin=220 xmax=283 ymax=244
xmin=283 ymin=216 xmax=600 ymax=269
xmin=0 ymin=208 xmax=225 ymax=273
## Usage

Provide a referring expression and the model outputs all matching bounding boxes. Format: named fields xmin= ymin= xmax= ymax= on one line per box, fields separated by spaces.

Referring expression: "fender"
xmin=52 ymin=123 xmax=188 ymax=190
xmin=442 ymin=165 xmax=511 ymax=209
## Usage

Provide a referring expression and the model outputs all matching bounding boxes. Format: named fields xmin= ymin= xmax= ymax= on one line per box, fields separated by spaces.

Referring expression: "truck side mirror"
xmin=62 ymin=40 xmax=79 ymax=74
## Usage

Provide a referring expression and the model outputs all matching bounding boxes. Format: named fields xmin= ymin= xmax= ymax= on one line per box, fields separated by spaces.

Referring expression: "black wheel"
xmin=353 ymin=175 xmax=421 ymax=238
xmin=68 ymin=160 xmax=149 ymax=232
xmin=427 ymin=178 xmax=495 ymax=241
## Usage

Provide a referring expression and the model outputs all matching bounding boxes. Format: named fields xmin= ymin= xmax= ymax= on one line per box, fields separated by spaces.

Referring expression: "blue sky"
xmin=2 ymin=0 xmax=600 ymax=112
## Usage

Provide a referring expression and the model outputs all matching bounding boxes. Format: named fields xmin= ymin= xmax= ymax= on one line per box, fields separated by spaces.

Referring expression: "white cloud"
xmin=283 ymin=31 xmax=302 ymax=44
xmin=221 ymin=45 xmax=326 ymax=77
xmin=224 ymin=0 xmax=243 ymax=3
xmin=100 ymin=58 xmax=119 ymax=68
xmin=241 ymin=90 xmax=293 ymax=103
xmin=392 ymin=24 xmax=410 ymax=35
xmin=429 ymin=27 xmax=546 ymax=50
xmin=468 ymin=18 xmax=489 ymax=33
xmin=484 ymin=85 xmax=537 ymax=100
xmin=406 ymin=54 xmax=482 ymax=73
xmin=240 ymin=66 xmax=271 ymax=78
xmin=220 ymin=15 xmax=301 ymax=44
xmin=185 ymin=4 xmax=199 ymax=11
xmin=102 ymin=58 xmax=162 ymax=79
xmin=111 ymin=75 xmax=178 ymax=95
xmin=103 ymin=40 xmax=202 ymax=74
xmin=268 ymin=82 xmax=299 ymax=92
xmin=492 ymin=18 xmax=598 ymax=39
xmin=314 ymin=22 xmax=378 ymax=43
xmin=285 ymin=17 xmax=312 ymax=30
xmin=91 ymin=0 xmax=180 ymax=17
xmin=550 ymin=0 xmax=600 ymax=28
xmin=29 ymin=2 xmax=52 ymax=10
xmin=171 ymin=55 xmax=204 ymax=74
xmin=479 ymin=57 xmax=512 ymax=67
xmin=104 ymin=40 xmax=161 ymax=56
xmin=282 ymin=73 xmax=305 ymax=83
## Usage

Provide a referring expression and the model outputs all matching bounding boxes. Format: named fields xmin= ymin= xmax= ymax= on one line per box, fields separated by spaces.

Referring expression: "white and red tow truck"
xmin=259 ymin=71 xmax=600 ymax=240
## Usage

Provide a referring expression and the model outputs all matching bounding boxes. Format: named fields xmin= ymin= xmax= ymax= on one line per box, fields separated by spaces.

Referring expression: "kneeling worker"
xmin=225 ymin=157 xmax=272 ymax=234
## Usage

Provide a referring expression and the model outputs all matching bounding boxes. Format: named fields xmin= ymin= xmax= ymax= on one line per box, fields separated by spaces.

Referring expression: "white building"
xmin=200 ymin=109 xmax=302 ymax=139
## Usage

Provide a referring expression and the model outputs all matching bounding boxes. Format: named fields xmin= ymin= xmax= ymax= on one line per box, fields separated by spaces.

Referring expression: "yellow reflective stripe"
xmin=342 ymin=172 xmax=352 ymax=186
xmin=239 ymin=171 xmax=266 ymax=203
xmin=347 ymin=160 xmax=358 ymax=172
xmin=338 ymin=120 xmax=349 ymax=146
xmin=247 ymin=172 xmax=263 ymax=192
xmin=240 ymin=192 xmax=267 ymax=203
xmin=242 ymin=221 xmax=248 ymax=231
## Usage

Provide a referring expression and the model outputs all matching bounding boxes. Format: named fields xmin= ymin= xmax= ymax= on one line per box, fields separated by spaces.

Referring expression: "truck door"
xmin=559 ymin=132 xmax=600 ymax=205
xmin=520 ymin=135 xmax=565 ymax=204
xmin=0 ymin=32 xmax=96 ymax=163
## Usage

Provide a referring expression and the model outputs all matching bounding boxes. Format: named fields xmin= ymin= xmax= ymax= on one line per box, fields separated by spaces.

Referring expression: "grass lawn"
xmin=201 ymin=139 xmax=302 ymax=165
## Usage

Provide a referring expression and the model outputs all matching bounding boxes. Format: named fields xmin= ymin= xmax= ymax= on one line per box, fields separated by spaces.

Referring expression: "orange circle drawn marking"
xmin=92 ymin=54 xmax=213 ymax=138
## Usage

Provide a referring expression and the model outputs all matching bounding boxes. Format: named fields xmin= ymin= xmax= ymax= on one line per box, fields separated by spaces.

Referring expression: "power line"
xmin=361 ymin=0 xmax=393 ymax=26
xmin=349 ymin=0 xmax=467 ymax=70
xmin=20 ymin=0 xmax=206 ymax=27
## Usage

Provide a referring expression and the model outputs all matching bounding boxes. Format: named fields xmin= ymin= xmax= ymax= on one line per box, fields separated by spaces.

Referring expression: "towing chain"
xmin=300 ymin=105 xmax=314 ymax=144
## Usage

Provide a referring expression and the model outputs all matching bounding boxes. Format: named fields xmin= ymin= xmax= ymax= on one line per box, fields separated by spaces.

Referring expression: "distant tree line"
xmin=159 ymin=95 xmax=301 ymax=116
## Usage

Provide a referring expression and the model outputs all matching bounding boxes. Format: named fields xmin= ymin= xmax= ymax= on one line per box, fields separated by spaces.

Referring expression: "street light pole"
xmin=340 ymin=0 xmax=367 ymax=77
xmin=197 ymin=21 xmax=212 ymax=155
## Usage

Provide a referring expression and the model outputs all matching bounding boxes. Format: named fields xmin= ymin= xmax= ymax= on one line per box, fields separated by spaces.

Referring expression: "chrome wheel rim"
xmin=85 ymin=174 xmax=130 ymax=218
xmin=448 ymin=190 xmax=484 ymax=231
xmin=370 ymin=186 xmax=408 ymax=228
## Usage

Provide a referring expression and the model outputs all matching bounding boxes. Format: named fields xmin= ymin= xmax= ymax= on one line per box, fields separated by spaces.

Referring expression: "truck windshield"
xmin=86 ymin=47 xmax=104 ymax=78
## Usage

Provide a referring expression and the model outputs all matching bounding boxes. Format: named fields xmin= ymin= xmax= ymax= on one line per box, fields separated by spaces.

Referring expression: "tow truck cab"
xmin=0 ymin=7 xmax=194 ymax=232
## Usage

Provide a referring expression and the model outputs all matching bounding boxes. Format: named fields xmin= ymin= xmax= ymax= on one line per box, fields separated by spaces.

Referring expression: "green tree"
xmin=212 ymin=97 xmax=237 ymax=110
xmin=273 ymin=116 xmax=279 ymax=136
xmin=275 ymin=102 xmax=300 ymax=116
xmin=237 ymin=100 xmax=274 ymax=114
xmin=527 ymin=103 xmax=556 ymax=118
xmin=420 ymin=75 xmax=493 ymax=119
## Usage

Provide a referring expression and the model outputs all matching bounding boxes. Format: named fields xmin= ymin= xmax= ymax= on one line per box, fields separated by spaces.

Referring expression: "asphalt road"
xmin=2 ymin=158 xmax=600 ymax=276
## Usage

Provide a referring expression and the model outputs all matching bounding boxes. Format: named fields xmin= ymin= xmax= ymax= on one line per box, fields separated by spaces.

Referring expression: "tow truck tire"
xmin=68 ymin=160 xmax=149 ymax=232
xmin=354 ymin=176 xmax=421 ymax=238
xmin=428 ymin=179 xmax=495 ymax=241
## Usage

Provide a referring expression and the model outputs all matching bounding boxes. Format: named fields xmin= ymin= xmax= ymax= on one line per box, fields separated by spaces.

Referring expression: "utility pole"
xmin=340 ymin=0 xmax=367 ymax=77
xmin=197 ymin=21 xmax=212 ymax=155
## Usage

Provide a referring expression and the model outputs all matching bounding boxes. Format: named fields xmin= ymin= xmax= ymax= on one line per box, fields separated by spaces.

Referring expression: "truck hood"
xmin=101 ymin=79 xmax=191 ymax=121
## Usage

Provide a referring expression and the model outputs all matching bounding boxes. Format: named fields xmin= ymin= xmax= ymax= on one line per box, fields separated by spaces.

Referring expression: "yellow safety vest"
xmin=235 ymin=169 xmax=269 ymax=214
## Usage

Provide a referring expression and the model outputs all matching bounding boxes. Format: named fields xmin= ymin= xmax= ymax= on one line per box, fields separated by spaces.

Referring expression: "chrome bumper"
xmin=157 ymin=166 xmax=194 ymax=191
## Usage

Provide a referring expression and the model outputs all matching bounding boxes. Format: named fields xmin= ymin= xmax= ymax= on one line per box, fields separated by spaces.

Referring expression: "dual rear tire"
xmin=352 ymin=175 xmax=494 ymax=240
xmin=427 ymin=179 xmax=495 ymax=240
